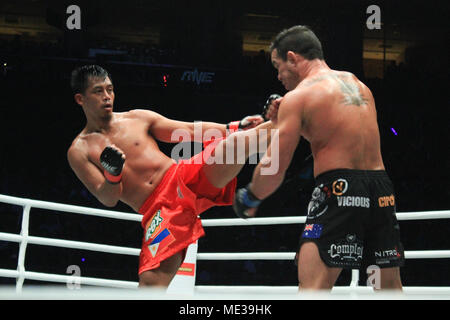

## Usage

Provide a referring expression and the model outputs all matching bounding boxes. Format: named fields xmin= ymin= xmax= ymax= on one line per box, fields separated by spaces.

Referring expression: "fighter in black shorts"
xmin=232 ymin=26 xmax=404 ymax=290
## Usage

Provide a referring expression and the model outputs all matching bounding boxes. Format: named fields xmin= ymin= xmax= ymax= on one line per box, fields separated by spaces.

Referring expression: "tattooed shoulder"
xmin=335 ymin=74 xmax=368 ymax=106
xmin=302 ymin=72 xmax=368 ymax=106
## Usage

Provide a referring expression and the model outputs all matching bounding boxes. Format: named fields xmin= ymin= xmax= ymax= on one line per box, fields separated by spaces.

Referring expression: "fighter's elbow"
xmin=98 ymin=196 xmax=119 ymax=208
xmin=103 ymin=201 xmax=118 ymax=208
xmin=93 ymin=185 xmax=120 ymax=208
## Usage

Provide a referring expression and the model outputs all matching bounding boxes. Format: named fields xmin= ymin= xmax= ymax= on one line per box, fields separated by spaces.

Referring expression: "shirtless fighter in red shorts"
xmin=67 ymin=65 xmax=277 ymax=287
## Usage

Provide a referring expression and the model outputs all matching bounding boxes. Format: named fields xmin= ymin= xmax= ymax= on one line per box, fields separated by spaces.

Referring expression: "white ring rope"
xmin=0 ymin=232 xmax=141 ymax=256
xmin=197 ymin=250 xmax=450 ymax=260
xmin=0 ymin=268 xmax=138 ymax=289
xmin=0 ymin=194 xmax=142 ymax=222
xmin=1 ymin=193 xmax=449 ymax=296
xmin=2 ymin=231 xmax=449 ymax=261
xmin=201 ymin=210 xmax=450 ymax=226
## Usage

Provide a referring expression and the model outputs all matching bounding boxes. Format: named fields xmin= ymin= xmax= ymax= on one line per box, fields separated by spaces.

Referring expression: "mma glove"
xmin=233 ymin=184 xmax=262 ymax=219
xmin=226 ymin=93 xmax=281 ymax=133
xmin=100 ymin=146 xmax=125 ymax=184
xmin=226 ymin=116 xmax=258 ymax=133
xmin=262 ymin=94 xmax=282 ymax=120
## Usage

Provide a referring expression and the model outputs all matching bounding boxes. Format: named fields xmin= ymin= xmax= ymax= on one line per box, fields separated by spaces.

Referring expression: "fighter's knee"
xmin=139 ymin=278 xmax=169 ymax=288
xmin=380 ymin=272 xmax=403 ymax=290
xmin=298 ymin=277 xmax=334 ymax=290
xmin=210 ymin=179 xmax=228 ymax=189
xmin=138 ymin=278 xmax=152 ymax=287
xmin=297 ymin=242 xmax=341 ymax=290
xmin=138 ymin=272 xmax=156 ymax=287
xmin=138 ymin=271 xmax=170 ymax=288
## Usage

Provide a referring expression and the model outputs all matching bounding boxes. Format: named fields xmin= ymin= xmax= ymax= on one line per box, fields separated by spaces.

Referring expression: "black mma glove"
xmin=233 ymin=184 xmax=262 ymax=219
xmin=262 ymin=94 xmax=282 ymax=120
xmin=100 ymin=146 xmax=125 ymax=184
xmin=226 ymin=115 xmax=262 ymax=133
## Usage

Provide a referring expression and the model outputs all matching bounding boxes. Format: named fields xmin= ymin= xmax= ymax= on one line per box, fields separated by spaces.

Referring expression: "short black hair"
xmin=70 ymin=65 xmax=112 ymax=94
xmin=270 ymin=25 xmax=324 ymax=61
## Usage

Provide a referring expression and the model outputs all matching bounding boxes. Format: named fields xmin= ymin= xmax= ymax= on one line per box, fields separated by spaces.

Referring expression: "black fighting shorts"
xmin=297 ymin=169 xmax=405 ymax=269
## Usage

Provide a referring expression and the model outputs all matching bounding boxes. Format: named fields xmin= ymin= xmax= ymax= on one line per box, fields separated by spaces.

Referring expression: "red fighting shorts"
xmin=138 ymin=139 xmax=237 ymax=274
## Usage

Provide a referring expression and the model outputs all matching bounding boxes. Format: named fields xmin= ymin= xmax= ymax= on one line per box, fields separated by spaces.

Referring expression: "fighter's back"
xmin=298 ymin=70 xmax=385 ymax=176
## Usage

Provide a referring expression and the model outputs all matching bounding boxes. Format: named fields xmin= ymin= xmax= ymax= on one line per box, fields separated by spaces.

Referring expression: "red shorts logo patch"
xmin=145 ymin=209 xmax=163 ymax=241
xmin=148 ymin=228 xmax=176 ymax=257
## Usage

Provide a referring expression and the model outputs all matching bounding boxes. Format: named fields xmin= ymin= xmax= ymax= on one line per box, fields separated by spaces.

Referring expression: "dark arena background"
xmin=0 ymin=0 xmax=448 ymax=292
